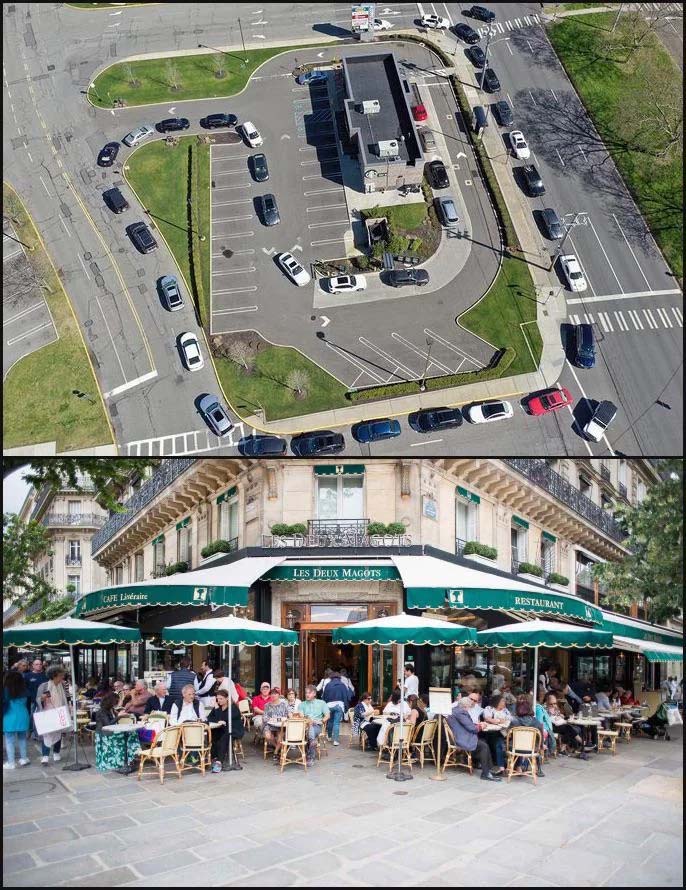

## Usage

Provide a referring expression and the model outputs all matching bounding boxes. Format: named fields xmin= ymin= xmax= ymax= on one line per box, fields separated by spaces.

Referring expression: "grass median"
xmin=89 ymin=43 xmax=335 ymax=108
xmin=548 ymin=11 xmax=683 ymax=281
xmin=2 ymin=184 xmax=113 ymax=451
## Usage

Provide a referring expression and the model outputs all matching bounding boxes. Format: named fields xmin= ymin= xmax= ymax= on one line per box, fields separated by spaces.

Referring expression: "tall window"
xmin=114 ymin=565 xmax=124 ymax=585
xmin=455 ymin=497 xmax=478 ymax=545
xmin=177 ymin=525 xmax=192 ymax=566
xmin=68 ymin=540 xmax=81 ymax=561
xmin=618 ymin=460 xmax=627 ymax=487
xmin=67 ymin=574 xmax=81 ymax=596
xmin=637 ymin=480 xmax=647 ymax=504
xmin=316 ymin=475 xmax=364 ymax=519
xmin=68 ymin=500 xmax=80 ymax=520
xmin=578 ymin=474 xmax=592 ymax=500
xmin=511 ymin=525 xmax=527 ymax=570
xmin=153 ymin=539 xmax=165 ymax=573
xmin=219 ymin=496 xmax=239 ymax=543
xmin=540 ymin=537 xmax=555 ymax=575
xmin=134 ymin=552 xmax=144 ymax=582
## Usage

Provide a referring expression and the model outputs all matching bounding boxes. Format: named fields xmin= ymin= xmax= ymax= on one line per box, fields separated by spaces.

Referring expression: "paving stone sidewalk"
xmin=3 ymin=726 xmax=682 ymax=887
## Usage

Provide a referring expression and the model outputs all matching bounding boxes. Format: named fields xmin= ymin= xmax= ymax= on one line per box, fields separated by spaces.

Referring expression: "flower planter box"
xmin=464 ymin=552 xmax=497 ymax=568
xmin=548 ymin=582 xmax=569 ymax=593
xmin=517 ymin=571 xmax=544 ymax=584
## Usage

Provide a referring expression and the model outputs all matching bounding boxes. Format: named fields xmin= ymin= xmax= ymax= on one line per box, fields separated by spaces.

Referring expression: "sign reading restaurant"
xmin=446 ymin=589 xmax=602 ymax=624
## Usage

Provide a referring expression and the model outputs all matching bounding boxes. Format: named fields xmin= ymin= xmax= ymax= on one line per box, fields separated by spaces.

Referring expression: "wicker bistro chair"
xmin=238 ymin=699 xmax=253 ymax=730
xmin=232 ymin=737 xmax=245 ymax=762
xmin=315 ymin=714 xmax=329 ymax=759
xmin=615 ymin=722 xmax=633 ymax=743
xmin=180 ymin=722 xmax=212 ymax=775
xmin=597 ymin=728 xmax=619 ymax=755
xmin=505 ymin=726 xmax=543 ymax=784
xmin=442 ymin=722 xmax=473 ymax=775
xmin=377 ymin=721 xmax=414 ymax=772
xmin=147 ymin=711 xmax=169 ymax=727
xmin=410 ymin=718 xmax=438 ymax=769
xmin=116 ymin=714 xmax=137 ymax=725
xmin=137 ymin=725 xmax=183 ymax=784
xmin=280 ymin=717 xmax=308 ymax=773
xmin=346 ymin=709 xmax=357 ymax=747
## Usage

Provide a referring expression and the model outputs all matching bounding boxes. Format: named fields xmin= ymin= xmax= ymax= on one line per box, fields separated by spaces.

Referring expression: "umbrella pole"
xmin=387 ymin=641 xmax=412 ymax=782
xmin=225 ymin=643 xmax=240 ymax=771
xmin=63 ymin=644 xmax=90 ymax=771
xmin=430 ymin=712 xmax=446 ymax=781
xmin=291 ymin=644 xmax=295 ymax=695
xmin=532 ymin=646 xmax=539 ymax=711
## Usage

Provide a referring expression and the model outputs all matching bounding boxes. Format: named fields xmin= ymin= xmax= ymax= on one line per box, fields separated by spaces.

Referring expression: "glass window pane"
xmin=317 ymin=477 xmax=338 ymax=519
xmin=430 ymin=645 xmax=452 ymax=689
xmin=456 ymin=501 xmax=468 ymax=539
xmin=341 ymin=476 xmax=364 ymax=518
xmin=595 ymin=656 xmax=611 ymax=685
xmin=219 ymin=502 xmax=229 ymax=540
xmin=229 ymin=500 xmax=239 ymax=541
xmin=310 ymin=604 xmax=367 ymax=623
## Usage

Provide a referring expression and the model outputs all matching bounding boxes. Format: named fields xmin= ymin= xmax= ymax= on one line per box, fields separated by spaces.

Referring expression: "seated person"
xmin=544 ymin=692 xmax=588 ymax=759
xmin=124 ymin=680 xmax=152 ymax=716
xmin=207 ymin=689 xmax=244 ymax=764
xmin=145 ymin=682 xmax=173 ymax=714
xmin=509 ymin=694 xmax=546 ymax=776
xmin=595 ymin=686 xmax=611 ymax=711
xmin=262 ymin=687 xmax=289 ymax=760
xmin=251 ymin=682 xmax=271 ymax=732
xmin=465 ymin=691 xmax=484 ymax=725
xmin=212 ymin=670 xmax=238 ymax=704
xmin=117 ymin=683 xmax=133 ymax=709
xmin=83 ymin=677 xmax=99 ymax=700
xmin=571 ymin=677 xmax=595 ymax=703
xmin=94 ymin=691 xmax=141 ymax=773
xmin=559 ymin=680 xmax=583 ymax=714
xmin=169 ymin=684 xmax=207 ymax=725
xmin=296 ymin=684 xmax=330 ymax=765
xmin=406 ymin=694 xmax=428 ymax=744
xmin=363 ymin=690 xmax=410 ymax=752
xmin=501 ymin=684 xmax=517 ymax=711
xmin=446 ymin=696 xmax=501 ymax=782
xmin=352 ymin=692 xmax=375 ymax=741
xmin=480 ymin=693 xmax=512 ymax=774
xmin=285 ymin=689 xmax=302 ymax=715
xmin=619 ymin=687 xmax=639 ymax=707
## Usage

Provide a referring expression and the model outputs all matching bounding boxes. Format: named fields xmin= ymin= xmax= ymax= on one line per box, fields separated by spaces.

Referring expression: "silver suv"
xmin=434 ymin=196 xmax=459 ymax=227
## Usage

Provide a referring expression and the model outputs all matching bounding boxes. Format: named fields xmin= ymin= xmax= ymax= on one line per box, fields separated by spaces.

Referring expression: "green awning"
xmin=176 ymin=517 xmax=190 ymax=531
xmin=456 ymin=486 xmax=480 ymax=504
xmin=477 ymin=620 xmax=613 ymax=649
xmin=313 ymin=465 xmax=365 ymax=475
xmin=542 ymin=532 xmax=557 ymax=543
xmin=332 ymin=612 xmax=477 ymax=646
xmin=163 ymin=615 xmax=298 ymax=647
xmin=217 ymin=486 xmax=237 ymax=504
xmin=612 ymin=635 xmax=683 ymax=663
xmin=3 ymin=617 xmax=141 ymax=647
xmin=152 ymin=534 xmax=165 ymax=545
xmin=512 ymin=516 xmax=529 ymax=529
xmin=600 ymin=612 xmax=683 ymax=647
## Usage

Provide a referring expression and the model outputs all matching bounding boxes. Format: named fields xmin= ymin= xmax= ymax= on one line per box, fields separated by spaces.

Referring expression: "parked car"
xmin=467 ymin=45 xmax=487 ymax=67
xmin=527 ymin=387 xmax=574 ymax=415
xmin=198 ymin=394 xmax=233 ymax=437
xmin=521 ymin=164 xmax=545 ymax=196
xmin=290 ymin=430 xmax=345 ymax=456
xmin=156 ymin=117 xmax=190 ymax=133
xmin=103 ymin=187 xmax=129 ymax=214
xmin=465 ymin=400 xmax=514 ymax=423
xmin=454 ymin=22 xmax=481 ymax=43
xmin=296 ymin=69 xmax=328 ymax=85
xmin=427 ymin=160 xmax=449 ymax=189
xmin=560 ymin=254 xmax=587 ymax=292
xmin=494 ymin=100 xmax=513 ymax=126
xmin=572 ymin=323 xmax=595 ymax=369
xmin=541 ymin=207 xmax=563 ymax=240
xmin=421 ymin=13 xmax=450 ymax=29
xmin=122 ymin=124 xmax=154 ymax=147
xmin=159 ymin=275 xmax=183 ymax=311
xmin=466 ymin=5 xmax=496 ymax=22
xmin=277 ymin=251 xmax=311 ymax=286
xmin=386 ymin=268 xmax=430 ymax=288
xmin=479 ymin=67 xmax=500 ymax=92
xmin=326 ymin=275 xmax=367 ymax=294
xmin=239 ymin=121 xmax=263 ymax=147
xmin=583 ymin=400 xmax=617 ymax=442
xmin=434 ymin=196 xmax=460 ymax=227
xmin=237 ymin=435 xmax=287 ymax=456
xmin=408 ymin=407 xmax=463 ymax=433
xmin=371 ymin=17 xmax=392 ymax=30
xmin=97 ymin=142 xmax=119 ymax=167
xmin=250 ymin=153 xmax=269 ymax=182
xmin=412 ymin=102 xmax=428 ymax=122
xmin=202 ymin=113 xmax=238 ymax=129
xmin=126 ymin=221 xmax=157 ymax=254
xmin=352 ymin=418 xmax=402 ymax=444
xmin=508 ymin=130 xmax=530 ymax=160
xmin=179 ymin=331 xmax=204 ymax=372
xmin=258 ymin=193 xmax=280 ymax=226
xmin=418 ymin=128 xmax=436 ymax=152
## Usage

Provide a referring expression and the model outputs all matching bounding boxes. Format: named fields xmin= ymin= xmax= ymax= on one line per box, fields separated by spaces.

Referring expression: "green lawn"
xmin=548 ymin=12 xmax=683 ymax=281
xmin=459 ymin=257 xmax=543 ymax=376
xmin=368 ymin=203 xmax=427 ymax=231
xmin=3 ymin=185 xmax=113 ymax=451
xmin=90 ymin=43 xmax=335 ymax=108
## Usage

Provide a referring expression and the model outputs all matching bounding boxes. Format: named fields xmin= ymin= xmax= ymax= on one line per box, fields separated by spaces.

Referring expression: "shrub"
xmin=201 ymin=539 xmax=235 ymax=559
xmin=270 ymin=523 xmax=291 ymax=535
xmin=385 ymin=522 xmax=407 ymax=535
xmin=164 ymin=561 xmax=189 ymax=576
xmin=547 ymin=572 xmax=570 ymax=587
xmin=270 ymin=523 xmax=307 ymax=536
xmin=367 ymin=522 xmax=388 ymax=536
xmin=290 ymin=523 xmax=308 ymax=536
xmin=517 ymin=562 xmax=544 ymax=577
xmin=463 ymin=541 xmax=497 ymax=560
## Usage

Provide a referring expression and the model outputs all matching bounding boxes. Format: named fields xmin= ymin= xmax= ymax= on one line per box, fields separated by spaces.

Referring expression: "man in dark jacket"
xmin=23 ymin=658 xmax=47 ymax=739
xmin=446 ymin=697 xmax=501 ymax=781
xmin=321 ymin=672 xmax=352 ymax=746
xmin=167 ymin=658 xmax=196 ymax=705
xmin=144 ymin=682 xmax=173 ymax=714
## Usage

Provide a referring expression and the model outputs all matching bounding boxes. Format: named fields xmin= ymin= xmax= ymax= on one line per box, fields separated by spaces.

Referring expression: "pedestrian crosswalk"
xmin=569 ymin=306 xmax=683 ymax=333
xmin=121 ymin=422 xmax=254 ymax=456
xmin=474 ymin=13 xmax=540 ymax=38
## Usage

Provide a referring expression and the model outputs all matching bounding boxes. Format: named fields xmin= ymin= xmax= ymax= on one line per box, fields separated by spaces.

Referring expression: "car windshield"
xmin=482 ymin=404 xmax=502 ymax=417
xmin=337 ymin=277 xmax=351 ymax=285
xmin=569 ymin=269 xmax=583 ymax=280
xmin=210 ymin=408 xmax=224 ymax=421
xmin=289 ymin=260 xmax=303 ymax=274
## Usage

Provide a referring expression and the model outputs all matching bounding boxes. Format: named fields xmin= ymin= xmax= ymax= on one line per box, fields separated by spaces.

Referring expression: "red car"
xmin=527 ymin=387 xmax=573 ymax=415
xmin=412 ymin=103 xmax=428 ymax=122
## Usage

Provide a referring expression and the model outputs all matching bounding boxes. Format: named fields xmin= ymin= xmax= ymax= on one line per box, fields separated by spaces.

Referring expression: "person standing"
xmin=321 ymin=672 xmax=352 ymax=746
xmin=194 ymin=661 xmax=216 ymax=703
xmin=23 ymin=658 xmax=47 ymax=740
xmin=403 ymin=664 xmax=419 ymax=700
xmin=3 ymin=671 xmax=31 ymax=769
xmin=34 ymin=666 xmax=69 ymax=764
xmin=167 ymin=657 xmax=196 ymax=705
xmin=316 ymin=667 xmax=332 ymax=695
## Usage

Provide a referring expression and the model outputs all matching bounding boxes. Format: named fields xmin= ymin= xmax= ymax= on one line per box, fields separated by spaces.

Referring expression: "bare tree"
xmin=615 ymin=4 xmax=682 ymax=62
xmin=286 ymin=369 xmax=310 ymax=399
xmin=165 ymin=60 xmax=182 ymax=91
xmin=211 ymin=53 xmax=226 ymax=78
xmin=228 ymin=340 xmax=256 ymax=373
xmin=123 ymin=62 xmax=139 ymax=88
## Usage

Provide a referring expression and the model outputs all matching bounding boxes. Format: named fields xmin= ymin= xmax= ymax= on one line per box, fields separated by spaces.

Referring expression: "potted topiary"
xmin=270 ymin=523 xmax=307 ymax=547
xmin=201 ymin=539 xmax=236 ymax=562
xmin=516 ymin=561 xmax=544 ymax=583
xmin=385 ymin=522 xmax=406 ymax=536
xmin=547 ymin=572 xmax=570 ymax=592
xmin=367 ymin=521 xmax=388 ymax=544
xmin=164 ymin=561 xmax=189 ymax=576
xmin=462 ymin=541 xmax=498 ymax=566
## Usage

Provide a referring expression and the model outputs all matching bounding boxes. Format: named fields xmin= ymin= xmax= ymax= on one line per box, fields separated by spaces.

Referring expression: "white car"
xmin=372 ymin=18 xmax=392 ymax=30
xmin=179 ymin=331 xmax=204 ymax=371
xmin=560 ymin=254 xmax=588 ymax=293
xmin=326 ymin=275 xmax=367 ymax=294
xmin=421 ymin=13 xmax=450 ymax=29
xmin=583 ymin=400 xmax=617 ymax=442
xmin=508 ymin=130 xmax=530 ymax=160
xmin=277 ymin=252 xmax=311 ymax=286
xmin=466 ymin=400 xmax=514 ymax=424
xmin=239 ymin=121 xmax=263 ymax=147
xmin=122 ymin=125 xmax=155 ymax=147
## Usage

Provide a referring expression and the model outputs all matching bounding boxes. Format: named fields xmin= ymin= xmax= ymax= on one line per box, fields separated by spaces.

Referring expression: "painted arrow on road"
xmin=168 ymin=107 xmax=176 ymax=114
xmin=456 ymin=151 xmax=467 ymax=159
xmin=317 ymin=51 xmax=326 ymax=58
xmin=280 ymin=133 xmax=291 ymax=140
xmin=320 ymin=315 xmax=331 ymax=328
xmin=252 ymin=34 xmax=266 ymax=39
xmin=291 ymin=243 xmax=303 ymax=252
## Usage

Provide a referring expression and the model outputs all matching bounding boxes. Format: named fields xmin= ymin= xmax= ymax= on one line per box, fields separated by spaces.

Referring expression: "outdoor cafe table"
xmin=567 ymin=717 xmax=604 ymax=750
xmin=100 ymin=722 xmax=141 ymax=774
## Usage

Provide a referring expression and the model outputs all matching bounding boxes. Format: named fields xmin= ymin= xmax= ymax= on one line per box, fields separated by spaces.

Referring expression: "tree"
xmin=593 ymin=460 xmax=683 ymax=623
xmin=165 ymin=60 xmax=182 ymax=91
xmin=3 ymin=513 xmax=55 ymax=608
xmin=211 ymin=53 xmax=226 ymax=78
xmin=122 ymin=62 xmax=139 ymax=88
xmin=25 ymin=595 xmax=75 ymax=624
xmin=286 ymin=369 xmax=310 ymax=399
xmin=3 ymin=459 xmax=157 ymax=514
xmin=228 ymin=340 xmax=256 ymax=374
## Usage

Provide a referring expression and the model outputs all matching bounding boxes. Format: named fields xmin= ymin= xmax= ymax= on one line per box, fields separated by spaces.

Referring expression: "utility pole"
xmin=419 ymin=337 xmax=434 ymax=392
xmin=237 ymin=18 xmax=248 ymax=63
xmin=549 ymin=212 xmax=585 ymax=271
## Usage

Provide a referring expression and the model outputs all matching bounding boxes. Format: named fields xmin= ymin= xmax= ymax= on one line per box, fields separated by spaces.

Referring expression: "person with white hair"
xmin=169 ymin=685 xmax=207 ymax=725
xmin=124 ymin=679 xmax=152 ymax=716
xmin=145 ymin=682 xmax=173 ymax=714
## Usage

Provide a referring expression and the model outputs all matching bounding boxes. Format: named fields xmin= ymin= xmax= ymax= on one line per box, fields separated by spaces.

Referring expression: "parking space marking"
xmin=424 ymin=328 xmax=483 ymax=368
xmin=299 ymin=143 xmax=337 ymax=151
xmin=611 ymin=212 xmax=651 ymax=290
xmin=211 ymin=231 xmax=254 ymax=240
xmin=306 ymin=203 xmax=346 ymax=213
xmin=324 ymin=341 xmax=385 ymax=385
xmin=6 ymin=320 xmax=55 ymax=346
xmin=213 ymin=285 xmax=258 ymax=296
xmin=567 ymin=234 xmax=596 ymax=296
xmin=304 ymin=187 xmax=345 ymax=196
xmin=310 ymin=237 xmax=347 ymax=246
xmin=212 ymin=199 xmax=253 ymax=207
xmin=587 ymin=215 xmax=624 ymax=293
xmin=213 ymin=184 xmax=253 ymax=191
xmin=359 ymin=336 xmax=417 ymax=381
xmin=391 ymin=332 xmax=453 ymax=375
xmin=307 ymin=220 xmax=349 ymax=229
xmin=212 ymin=266 xmax=257 ymax=276
xmin=213 ymin=169 xmax=251 ymax=177
xmin=3 ymin=303 xmax=46 ymax=325
xmin=303 ymin=173 xmax=343 ymax=181
xmin=213 ymin=306 xmax=259 ymax=315
xmin=213 ymin=214 xmax=254 ymax=224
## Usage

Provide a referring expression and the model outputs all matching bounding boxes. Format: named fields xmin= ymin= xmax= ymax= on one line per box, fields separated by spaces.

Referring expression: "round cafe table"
xmin=100 ymin=722 xmax=141 ymax=774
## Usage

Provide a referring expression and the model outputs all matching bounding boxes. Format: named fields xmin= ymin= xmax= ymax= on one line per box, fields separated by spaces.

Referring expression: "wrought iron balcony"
xmin=455 ymin=538 xmax=467 ymax=555
xmin=503 ymin=459 xmax=626 ymax=542
xmin=91 ymin=458 xmax=196 ymax=554
xmin=308 ymin=519 xmax=369 ymax=536
xmin=65 ymin=556 xmax=82 ymax=567
xmin=600 ymin=464 xmax=611 ymax=483
xmin=618 ymin=482 xmax=627 ymax=499
xmin=42 ymin=513 xmax=106 ymax=528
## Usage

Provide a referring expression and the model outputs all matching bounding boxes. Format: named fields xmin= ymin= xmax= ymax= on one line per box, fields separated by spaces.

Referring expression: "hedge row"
xmin=200 ymin=539 xmax=235 ymax=558
xmin=463 ymin=541 xmax=497 ymax=560
xmin=188 ymin=144 xmax=207 ymax=326
xmin=346 ymin=347 xmax=515 ymax=402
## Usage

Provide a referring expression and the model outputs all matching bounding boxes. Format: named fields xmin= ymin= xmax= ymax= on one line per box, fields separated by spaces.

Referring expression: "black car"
xmin=522 ymin=164 xmax=545 ymax=196
xmin=541 ymin=208 xmax=563 ymax=240
xmin=258 ymin=193 xmax=280 ymax=226
xmin=494 ymin=100 xmax=513 ymax=126
xmin=467 ymin=5 xmax=496 ymax=22
xmin=467 ymin=45 xmax=487 ymax=67
xmin=427 ymin=160 xmax=449 ymax=189
xmin=386 ymin=268 xmax=430 ymax=288
xmin=97 ymin=142 xmax=119 ymax=167
xmin=251 ymin=153 xmax=269 ymax=182
xmin=237 ymin=435 xmax=287 ymax=456
xmin=202 ymin=113 xmax=238 ymax=129
xmin=290 ymin=430 xmax=345 ymax=456
xmin=572 ymin=323 xmax=595 ymax=369
xmin=126 ymin=221 xmax=158 ymax=254
xmin=156 ymin=117 xmax=190 ymax=133
xmin=103 ymin=187 xmax=129 ymax=214
xmin=454 ymin=23 xmax=480 ymax=44
xmin=408 ymin=407 xmax=463 ymax=433
xmin=479 ymin=67 xmax=500 ymax=92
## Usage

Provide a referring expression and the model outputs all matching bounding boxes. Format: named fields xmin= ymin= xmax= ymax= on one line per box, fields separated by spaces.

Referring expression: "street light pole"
xmin=419 ymin=337 xmax=434 ymax=392
xmin=237 ymin=18 xmax=248 ymax=63
xmin=549 ymin=211 xmax=583 ymax=271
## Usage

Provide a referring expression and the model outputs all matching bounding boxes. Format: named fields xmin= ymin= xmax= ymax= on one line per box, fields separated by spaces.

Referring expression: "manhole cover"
xmin=310 ymin=315 xmax=316 ymax=321
xmin=392 ymin=790 xmax=409 ymax=795
xmin=351 ymin=764 xmax=365 ymax=769
xmin=84 ymin=319 xmax=93 ymax=328
xmin=4 ymin=779 xmax=57 ymax=800
xmin=222 ymin=249 xmax=233 ymax=258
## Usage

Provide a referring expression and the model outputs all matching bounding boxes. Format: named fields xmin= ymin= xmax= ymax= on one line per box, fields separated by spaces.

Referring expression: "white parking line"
xmin=359 ymin=336 xmax=417 ymax=379
xmin=627 ymin=310 xmax=643 ymax=329
xmin=302 ymin=173 xmax=343 ymax=181
xmin=391 ymin=332 xmax=453 ymax=374
xmin=211 ymin=266 xmax=257 ymax=276
xmin=564 ymin=361 xmax=611 ymax=457
xmin=409 ymin=438 xmax=443 ymax=447
xmin=672 ymin=306 xmax=683 ymax=325
xmin=213 ymin=215 xmax=254 ymax=223
xmin=643 ymin=309 xmax=658 ymax=329
xmin=211 ymin=231 xmax=254 ymax=240
xmin=299 ymin=143 xmax=337 ymax=151
xmin=424 ymin=327 xmax=483 ymax=367
xmin=567 ymin=234 xmax=596 ymax=296
xmin=213 ymin=306 xmax=259 ymax=315
xmin=310 ymin=238 xmax=347 ymax=246
xmin=3 ymin=303 xmax=46 ymax=326
xmin=213 ymin=169 xmax=250 ymax=177
xmin=39 ymin=176 xmax=52 ymax=197
xmin=528 ymin=90 xmax=537 ymax=106
xmin=597 ymin=312 xmax=612 ymax=332
xmin=307 ymin=220 xmax=349 ymax=229
xmin=614 ymin=311 xmax=629 ymax=331
xmin=586 ymin=215 xmax=624 ymax=293
xmin=213 ymin=184 xmax=252 ymax=191
xmin=555 ymin=148 xmax=565 ymax=167
xmin=583 ymin=313 xmax=595 ymax=324
xmin=306 ymin=204 xmax=346 ymax=212
xmin=300 ymin=158 xmax=339 ymax=166
xmin=550 ymin=88 xmax=558 ymax=102
xmin=212 ymin=199 xmax=253 ymax=207
xmin=325 ymin=341 xmax=385 ymax=384
xmin=213 ymin=286 xmax=258 ymax=296
xmin=6 ymin=320 xmax=55 ymax=346
xmin=304 ymin=187 xmax=344 ymax=196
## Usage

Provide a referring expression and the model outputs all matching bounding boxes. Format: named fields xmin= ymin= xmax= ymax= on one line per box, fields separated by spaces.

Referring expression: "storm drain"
xmin=3 ymin=779 xmax=57 ymax=800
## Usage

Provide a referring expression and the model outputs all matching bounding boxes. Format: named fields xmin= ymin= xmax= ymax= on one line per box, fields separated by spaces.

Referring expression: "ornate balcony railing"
xmin=618 ymin=482 xmax=627 ymax=499
xmin=308 ymin=519 xmax=369 ymax=536
xmin=91 ymin=458 xmax=196 ymax=554
xmin=65 ymin=556 xmax=82 ymax=567
xmin=455 ymin=538 xmax=467 ymax=555
xmin=42 ymin=513 xmax=106 ymax=529
xmin=503 ymin=459 xmax=626 ymax=542
xmin=600 ymin=464 xmax=611 ymax=483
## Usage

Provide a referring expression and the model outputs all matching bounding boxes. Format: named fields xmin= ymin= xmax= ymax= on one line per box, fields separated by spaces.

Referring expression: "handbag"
xmin=34 ymin=705 xmax=72 ymax=736
xmin=666 ymin=707 xmax=682 ymax=726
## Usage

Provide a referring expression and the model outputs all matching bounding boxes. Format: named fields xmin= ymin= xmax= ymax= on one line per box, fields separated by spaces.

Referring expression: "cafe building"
xmin=76 ymin=458 xmax=681 ymax=698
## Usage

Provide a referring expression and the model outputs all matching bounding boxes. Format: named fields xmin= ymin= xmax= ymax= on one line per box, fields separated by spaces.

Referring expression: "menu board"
xmin=429 ymin=686 xmax=453 ymax=716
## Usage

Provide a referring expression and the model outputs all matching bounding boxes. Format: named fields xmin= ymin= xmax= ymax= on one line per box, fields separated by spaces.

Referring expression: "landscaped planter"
xmin=548 ymin=582 xmax=570 ymax=593
xmin=517 ymin=571 xmax=544 ymax=584
xmin=463 ymin=552 xmax=497 ymax=568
